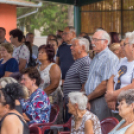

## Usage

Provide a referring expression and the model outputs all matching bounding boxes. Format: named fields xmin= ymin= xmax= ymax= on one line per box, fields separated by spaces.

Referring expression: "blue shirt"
xmin=56 ymin=42 xmax=74 ymax=79
xmin=0 ymin=58 xmax=19 ymax=78
xmin=85 ymin=47 xmax=119 ymax=95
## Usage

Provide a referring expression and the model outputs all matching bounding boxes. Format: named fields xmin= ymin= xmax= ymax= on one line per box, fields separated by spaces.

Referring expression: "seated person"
xmin=0 ymin=43 xmax=19 ymax=78
xmin=0 ymin=77 xmax=28 ymax=114
xmin=0 ymin=83 xmax=29 ymax=134
xmin=109 ymin=89 xmax=134 ymax=134
xmin=68 ymin=92 xmax=101 ymax=134
xmin=20 ymin=68 xmax=51 ymax=125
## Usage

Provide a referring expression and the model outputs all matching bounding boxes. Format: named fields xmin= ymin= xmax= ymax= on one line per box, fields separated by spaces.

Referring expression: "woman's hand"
xmin=105 ymin=90 xmax=115 ymax=102
xmin=23 ymin=113 xmax=31 ymax=121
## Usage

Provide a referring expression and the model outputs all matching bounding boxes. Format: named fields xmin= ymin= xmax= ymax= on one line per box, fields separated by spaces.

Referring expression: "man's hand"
xmin=87 ymin=102 xmax=91 ymax=110
xmin=107 ymin=101 xmax=116 ymax=110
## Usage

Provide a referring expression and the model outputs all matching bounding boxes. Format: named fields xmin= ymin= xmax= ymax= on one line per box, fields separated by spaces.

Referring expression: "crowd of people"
xmin=0 ymin=25 xmax=134 ymax=134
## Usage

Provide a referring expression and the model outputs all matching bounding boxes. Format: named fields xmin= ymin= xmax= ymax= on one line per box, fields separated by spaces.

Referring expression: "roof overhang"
xmin=37 ymin=0 xmax=103 ymax=6
xmin=0 ymin=0 xmax=42 ymax=7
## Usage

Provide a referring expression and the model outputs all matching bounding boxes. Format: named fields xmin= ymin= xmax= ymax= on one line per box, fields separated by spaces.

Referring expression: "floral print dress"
xmin=71 ymin=110 xmax=102 ymax=134
xmin=20 ymin=88 xmax=51 ymax=125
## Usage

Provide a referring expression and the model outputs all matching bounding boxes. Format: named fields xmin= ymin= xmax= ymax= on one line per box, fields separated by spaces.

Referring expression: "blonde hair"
xmin=0 ymin=77 xmax=29 ymax=99
xmin=0 ymin=43 xmax=14 ymax=54
xmin=109 ymin=43 xmax=120 ymax=52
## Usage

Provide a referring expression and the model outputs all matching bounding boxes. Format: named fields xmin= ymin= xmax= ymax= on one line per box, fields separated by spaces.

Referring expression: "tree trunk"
xmin=68 ymin=5 xmax=74 ymax=26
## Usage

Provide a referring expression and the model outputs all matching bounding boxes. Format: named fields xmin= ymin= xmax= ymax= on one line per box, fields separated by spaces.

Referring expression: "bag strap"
xmin=18 ymin=45 xmax=24 ymax=64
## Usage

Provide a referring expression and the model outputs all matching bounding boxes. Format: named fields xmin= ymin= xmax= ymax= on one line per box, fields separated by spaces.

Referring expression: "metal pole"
xmin=121 ymin=0 xmax=123 ymax=39
xmin=74 ymin=6 xmax=81 ymax=36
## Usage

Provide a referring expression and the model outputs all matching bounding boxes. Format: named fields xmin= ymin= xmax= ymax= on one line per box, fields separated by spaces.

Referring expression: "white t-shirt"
xmin=13 ymin=44 xmax=30 ymax=64
xmin=112 ymin=57 xmax=134 ymax=113
xmin=114 ymin=57 xmax=134 ymax=90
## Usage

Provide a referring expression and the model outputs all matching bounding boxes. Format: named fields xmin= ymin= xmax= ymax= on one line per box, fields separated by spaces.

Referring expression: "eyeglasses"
xmin=123 ymin=42 xmax=129 ymax=46
xmin=62 ymin=32 xmax=71 ymax=36
xmin=91 ymin=38 xmax=106 ymax=43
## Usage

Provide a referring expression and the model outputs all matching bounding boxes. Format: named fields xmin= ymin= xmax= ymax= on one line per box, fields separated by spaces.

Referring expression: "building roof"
xmin=41 ymin=0 xmax=103 ymax=6
xmin=0 ymin=0 xmax=42 ymax=7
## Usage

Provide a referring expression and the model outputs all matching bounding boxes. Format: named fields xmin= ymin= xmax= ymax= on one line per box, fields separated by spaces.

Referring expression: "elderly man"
xmin=63 ymin=37 xmax=91 ymax=122
xmin=0 ymin=27 xmax=8 ymax=44
xmin=26 ymin=33 xmax=38 ymax=59
xmin=85 ymin=30 xmax=119 ymax=121
xmin=56 ymin=26 xmax=76 ymax=82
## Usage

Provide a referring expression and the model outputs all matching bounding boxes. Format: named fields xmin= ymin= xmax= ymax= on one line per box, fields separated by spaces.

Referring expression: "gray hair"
xmin=118 ymin=89 xmax=134 ymax=105
xmin=0 ymin=77 xmax=29 ymax=99
xmin=72 ymin=37 xmax=89 ymax=52
xmin=125 ymin=31 xmax=134 ymax=45
xmin=101 ymin=30 xmax=111 ymax=46
xmin=68 ymin=92 xmax=88 ymax=110
xmin=67 ymin=26 xmax=76 ymax=33
xmin=0 ymin=77 xmax=18 ymax=88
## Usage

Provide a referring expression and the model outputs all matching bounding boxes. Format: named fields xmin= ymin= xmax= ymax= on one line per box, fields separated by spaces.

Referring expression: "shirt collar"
xmin=95 ymin=47 xmax=109 ymax=59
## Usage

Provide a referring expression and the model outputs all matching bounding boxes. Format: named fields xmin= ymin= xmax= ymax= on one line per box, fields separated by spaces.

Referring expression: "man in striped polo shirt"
xmin=63 ymin=37 xmax=91 ymax=122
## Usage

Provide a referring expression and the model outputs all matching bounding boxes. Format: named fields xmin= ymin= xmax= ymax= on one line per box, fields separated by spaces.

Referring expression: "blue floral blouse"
xmin=20 ymin=88 xmax=51 ymax=125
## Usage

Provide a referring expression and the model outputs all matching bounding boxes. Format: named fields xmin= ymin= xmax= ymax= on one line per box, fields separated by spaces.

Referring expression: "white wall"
xmin=33 ymin=36 xmax=47 ymax=47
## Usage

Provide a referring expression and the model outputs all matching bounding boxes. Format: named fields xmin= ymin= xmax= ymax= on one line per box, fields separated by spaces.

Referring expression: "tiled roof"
xmin=0 ymin=0 xmax=41 ymax=7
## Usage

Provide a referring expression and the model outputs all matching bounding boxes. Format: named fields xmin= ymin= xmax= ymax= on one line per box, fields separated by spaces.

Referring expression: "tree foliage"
xmin=17 ymin=1 xmax=68 ymax=35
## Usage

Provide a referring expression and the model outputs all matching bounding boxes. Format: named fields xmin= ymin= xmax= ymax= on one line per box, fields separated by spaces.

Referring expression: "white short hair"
xmin=0 ymin=77 xmax=17 ymax=88
xmin=97 ymin=30 xmax=111 ymax=46
xmin=72 ymin=37 xmax=89 ymax=52
xmin=125 ymin=31 xmax=134 ymax=45
xmin=68 ymin=92 xmax=88 ymax=110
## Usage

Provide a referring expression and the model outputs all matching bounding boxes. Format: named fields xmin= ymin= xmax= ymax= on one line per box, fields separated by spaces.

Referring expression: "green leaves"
xmin=17 ymin=1 xmax=68 ymax=35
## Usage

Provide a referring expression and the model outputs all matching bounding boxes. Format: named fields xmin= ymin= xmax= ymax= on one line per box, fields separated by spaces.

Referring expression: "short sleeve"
xmin=56 ymin=46 xmax=60 ymax=57
xmin=101 ymin=58 xmax=119 ymax=81
xmin=5 ymin=58 xmax=19 ymax=72
xmin=19 ymin=45 xmax=30 ymax=63
xmin=79 ymin=61 xmax=90 ymax=84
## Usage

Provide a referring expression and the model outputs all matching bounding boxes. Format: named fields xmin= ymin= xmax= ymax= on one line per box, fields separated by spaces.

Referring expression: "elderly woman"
xmin=105 ymin=31 xmax=134 ymax=120
xmin=0 ymin=83 xmax=29 ymax=134
xmin=38 ymin=44 xmax=63 ymax=123
xmin=0 ymin=43 xmax=19 ymax=78
xmin=109 ymin=89 xmax=134 ymax=134
xmin=20 ymin=68 xmax=51 ymax=125
xmin=68 ymin=92 xmax=101 ymax=134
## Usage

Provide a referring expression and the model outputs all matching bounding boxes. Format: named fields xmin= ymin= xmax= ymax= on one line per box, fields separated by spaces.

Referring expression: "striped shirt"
xmin=85 ymin=47 xmax=119 ymax=95
xmin=63 ymin=56 xmax=91 ymax=102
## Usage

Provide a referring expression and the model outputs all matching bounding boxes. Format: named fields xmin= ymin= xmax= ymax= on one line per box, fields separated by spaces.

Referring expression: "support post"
xmin=74 ymin=6 xmax=81 ymax=36
xmin=121 ymin=0 xmax=123 ymax=39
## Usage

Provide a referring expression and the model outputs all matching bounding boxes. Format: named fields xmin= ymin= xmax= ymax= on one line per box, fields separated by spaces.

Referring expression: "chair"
xmin=29 ymin=126 xmax=42 ymax=134
xmin=42 ymin=117 xmax=71 ymax=134
xmin=101 ymin=117 xmax=119 ymax=134
xmin=29 ymin=104 xmax=59 ymax=128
